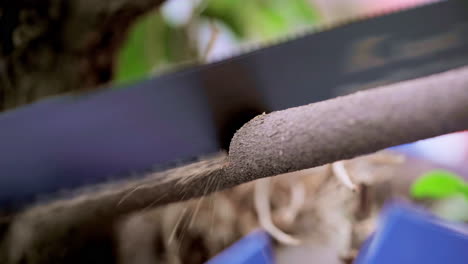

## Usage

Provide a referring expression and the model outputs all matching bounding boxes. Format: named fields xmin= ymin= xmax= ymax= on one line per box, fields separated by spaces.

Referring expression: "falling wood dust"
xmin=115 ymin=151 xmax=424 ymax=264
xmin=0 ymin=151 xmax=437 ymax=264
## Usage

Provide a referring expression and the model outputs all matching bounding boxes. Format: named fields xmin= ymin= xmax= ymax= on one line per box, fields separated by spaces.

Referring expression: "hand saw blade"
xmin=1 ymin=0 xmax=468 ymax=208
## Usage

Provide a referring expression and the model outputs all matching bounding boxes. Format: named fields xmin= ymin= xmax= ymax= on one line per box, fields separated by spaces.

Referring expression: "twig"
xmin=201 ymin=20 xmax=220 ymax=62
xmin=254 ymin=178 xmax=301 ymax=245
xmin=332 ymin=161 xmax=357 ymax=191
xmin=279 ymin=181 xmax=306 ymax=225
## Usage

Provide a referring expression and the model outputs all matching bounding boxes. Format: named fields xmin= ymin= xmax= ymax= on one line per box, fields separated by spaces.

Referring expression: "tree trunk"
xmin=0 ymin=0 xmax=165 ymax=111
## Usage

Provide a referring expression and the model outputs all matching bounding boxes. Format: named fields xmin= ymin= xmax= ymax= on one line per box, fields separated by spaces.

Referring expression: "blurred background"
xmin=115 ymin=0 xmax=434 ymax=84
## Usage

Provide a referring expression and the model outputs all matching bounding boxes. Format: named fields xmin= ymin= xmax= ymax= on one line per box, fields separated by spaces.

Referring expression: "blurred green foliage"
xmin=411 ymin=170 xmax=468 ymax=222
xmin=411 ymin=170 xmax=468 ymax=200
xmin=115 ymin=12 xmax=193 ymax=84
xmin=203 ymin=0 xmax=319 ymax=39
xmin=115 ymin=0 xmax=320 ymax=84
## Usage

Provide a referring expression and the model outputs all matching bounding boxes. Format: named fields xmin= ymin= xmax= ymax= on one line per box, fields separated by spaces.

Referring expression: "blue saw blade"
xmin=1 ymin=0 xmax=468 ymax=209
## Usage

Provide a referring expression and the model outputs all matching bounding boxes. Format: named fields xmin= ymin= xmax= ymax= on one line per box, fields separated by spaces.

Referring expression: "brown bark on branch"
xmin=1 ymin=66 xmax=468 ymax=263
xmin=227 ymin=65 xmax=468 ymax=183
xmin=0 ymin=0 xmax=165 ymax=111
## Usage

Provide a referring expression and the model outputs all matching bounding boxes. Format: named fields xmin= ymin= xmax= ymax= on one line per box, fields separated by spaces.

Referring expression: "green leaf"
xmin=257 ymin=7 xmax=288 ymax=38
xmin=274 ymin=0 xmax=320 ymax=26
xmin=291 ymin=0 xmax=320 ymax=23
xmin=410 ymin=170 xmax=466 ymax=199
xmin=115 ymin=11 xmax=165 ymax=84
xmin=205 ymin=0 xmax=239 ymax=13
xmin=115 ymin=10 xmax=195 ymax=85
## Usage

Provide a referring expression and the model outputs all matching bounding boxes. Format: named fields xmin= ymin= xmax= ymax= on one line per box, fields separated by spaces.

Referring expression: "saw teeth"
xmin=204 ymin=0 xmax=439 ymax=65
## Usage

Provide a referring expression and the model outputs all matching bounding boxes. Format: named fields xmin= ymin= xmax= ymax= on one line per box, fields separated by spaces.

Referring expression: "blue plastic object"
xmin=355 ymin=202 xmax=468 ymax=264
xmin=206 ymin=230 xmax=274 ymax=264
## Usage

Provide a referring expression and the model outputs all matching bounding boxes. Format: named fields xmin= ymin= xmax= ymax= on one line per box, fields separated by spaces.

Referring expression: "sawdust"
xmin=114 ymin=151 xmax=411 ymax=264
xmin=0 ymin=153 xmax=229 ymax=264
xmin=0 ymin=150 xmax=442 ymax=264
